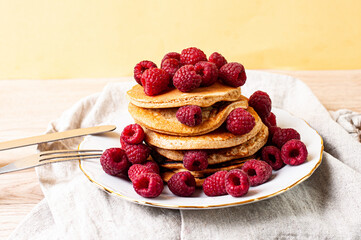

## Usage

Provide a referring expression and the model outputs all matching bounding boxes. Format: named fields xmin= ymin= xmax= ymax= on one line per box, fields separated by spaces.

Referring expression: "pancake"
xmin=152 ymin=124 xmax=268 ymax=164
xmin=144 ymin=107 xmax=263 ymax=150
xmin=129 ymin=97 xmax=248 ymax=136
xmin=126 ymin=82 xmax=242 ymax=108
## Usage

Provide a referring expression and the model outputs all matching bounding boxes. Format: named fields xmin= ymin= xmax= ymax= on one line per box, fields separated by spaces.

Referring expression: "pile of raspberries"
xmin=133 ymin=47 xmax=247 ymax=96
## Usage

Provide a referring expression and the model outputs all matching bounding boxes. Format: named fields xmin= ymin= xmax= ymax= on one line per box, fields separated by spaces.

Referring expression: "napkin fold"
xmin=9 ymin=71 xmax=361 ymax=240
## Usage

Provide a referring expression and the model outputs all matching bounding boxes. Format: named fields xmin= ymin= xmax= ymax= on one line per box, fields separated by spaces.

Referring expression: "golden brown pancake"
xmin=144 ymin=107 xmax=263 ymax=150
xmin=129 ymin=97 xmax=248 ymax=136
xmin=126 ymin=82 xmax=242 ymax=108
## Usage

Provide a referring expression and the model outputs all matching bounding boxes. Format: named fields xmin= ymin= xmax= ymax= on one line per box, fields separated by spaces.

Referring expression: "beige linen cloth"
xmin=9 ymin=71 xmax=361 ymax=240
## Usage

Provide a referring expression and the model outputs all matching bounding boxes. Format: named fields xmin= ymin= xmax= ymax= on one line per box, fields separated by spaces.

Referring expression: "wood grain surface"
xmin=0 ymin=71 xmax=360 ymax=238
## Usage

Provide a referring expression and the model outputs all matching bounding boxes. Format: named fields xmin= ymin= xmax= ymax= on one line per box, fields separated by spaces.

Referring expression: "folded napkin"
xmin=9 ymin=71 xmax=361 ymax=240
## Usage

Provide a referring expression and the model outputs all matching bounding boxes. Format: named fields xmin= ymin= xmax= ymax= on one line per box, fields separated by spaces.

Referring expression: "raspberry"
xmin=120 ymin=137 xmax=129 ymax=149
xmin=141 ymin=68 xmax=170 ymax=96
xmin=248 ymin=91 xmax=272 ymax=119
xmin=209 ymin=52 xmax=227 ymax=69
xmin=267 ymin=126 xmax=280 ymax=145
xmin=173 ymin=65 xmax=202 ymax=92
xmin=161 ymin=58 xmax=181 ymax=78
xmin=124 ymin=143 xmax=151 ymax=164
xmin=143 ymin=161 xmax=160 ymax=174
xmin=176 ymin=105 xmax=202 ymax=127
xmin=261 ymin=146 xmax=284 ymax=170
xmin=225 ymin=169 xmax=250 ymax=197
xmin=219 ymin=62 xmax=247 ymax=87
xmin=194 ymin=61 xmax=219 ymax=87
xmin=272 ymin=128 xmax=301 ymax=148
xmin=203 ymin=171 xmax=228 ymax=196
xmin=281 ymin=139 xmax=308 ymax=166
xmin=121 ymin=123 xmax=145 ymax=145
xmin=263 ymin=112 xmax=277 ymax=128
xmin=168 ymin=171 xmax=196 ymax=197
xmin=180 ymin=47 xmax=207 ymax=65
xmin=100 ymin=148 xmax=130 ymax=176
xmin=134 ymin=60 xmax=157 ymax=86
xmin=241 ymin=159 xmax=272 ymax=186
xmin=161 ymin=52 xmax=181 ymax=65
xmin=132 ymin=173 xmax=164 ymax=198
xmin=226 ymin=108 xmax=256 ymax=135
xmin=128 ymin=164 xmax=154 ymax=182
xmin=183 ymin=150 xmax=208 ymax=171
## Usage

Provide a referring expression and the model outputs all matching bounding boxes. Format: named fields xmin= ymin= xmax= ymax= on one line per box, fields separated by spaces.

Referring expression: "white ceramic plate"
xmin=79 ymin=108 xmax=323 ymax=209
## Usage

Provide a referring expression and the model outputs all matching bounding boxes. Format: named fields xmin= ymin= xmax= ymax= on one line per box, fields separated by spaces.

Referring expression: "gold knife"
xmin=0 ymin=125 xmax=116 ymax=151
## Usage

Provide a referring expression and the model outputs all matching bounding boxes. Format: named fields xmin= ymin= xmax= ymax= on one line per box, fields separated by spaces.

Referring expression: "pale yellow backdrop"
xmin=0 ymin=0 xmax=360 ymax=79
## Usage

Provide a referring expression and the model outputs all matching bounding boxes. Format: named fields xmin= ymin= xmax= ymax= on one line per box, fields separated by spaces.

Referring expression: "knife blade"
xmin=0 ymin=125 xmax=116 ymax=151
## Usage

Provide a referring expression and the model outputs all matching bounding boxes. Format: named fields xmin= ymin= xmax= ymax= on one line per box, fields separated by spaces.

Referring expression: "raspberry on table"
xmin=168 ymin=171 xmax=196 ymax=197
xmin=225 ymin=169 xmax=250 ymax=197
xmin=281 ymin=139 xmax=308 ymax=166
xmin=272 ymin=128 xmax=301 ymax=148
xmin=132 ymin=173 xmax=164 ymax=198
xmin=183 ymin=150 xmax=208 ymax=171
xmin=121 ymin=123 xmax=145 ymax=145
xmin=248 ymin=91 xmax=272 ymax=119
xmin=241 ymin=159 xmax=272 ymax=186
xmin=219 ymin=62 xmax=247 ymax=87
xmin=180 ymin=47 xmax=207 ymax=65
xmin=133 ymin=60 xmax=157 ymax=86
xmin=209 ymin=52 xmax=227 ymax=69
xmin=161 ymin=52 xmax=181 ymax=65
xmin=195 ymin=61 xmax=219 ymax=87
xmin=100 ymin=148 xmax=131 ymax=176
xmin=203 ymin=171 xmax=228 ymax=196
xmin=226 ymin=108 xmax=256 ymax=135
xmin=128 ymin=164 xmax=154 ymax=182
xmin=123 ymin=143 xmax=151 ymax=164
xmin=141 ymin=68 xmax=171 ymax=96
xmin=261 ymin=146 xmax=284 ymax=170
xmin=161 ymin=58 xmax=181 ymax=78
xmin=263 ymin=112 xmax=277 ymax=128
xmin=173 ymin=65 xmax=202 ymax=92
xmin=143 ymin=161 xmax=160 ymax=174
xmin=176 ymin=105 xmax=202 ymax=127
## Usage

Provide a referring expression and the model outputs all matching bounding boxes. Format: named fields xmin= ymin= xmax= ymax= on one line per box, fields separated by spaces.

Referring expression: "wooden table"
xmin=0 ymin=70 xmax=360 ymax=238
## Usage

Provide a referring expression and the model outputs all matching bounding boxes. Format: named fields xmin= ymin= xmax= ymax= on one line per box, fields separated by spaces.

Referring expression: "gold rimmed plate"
xmin=79 ymin=108 xmax=323 ymax=209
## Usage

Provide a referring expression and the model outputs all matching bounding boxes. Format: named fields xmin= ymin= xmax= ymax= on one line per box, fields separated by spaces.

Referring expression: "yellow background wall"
xmin=0 ymin=0 xmax=360 ymax=79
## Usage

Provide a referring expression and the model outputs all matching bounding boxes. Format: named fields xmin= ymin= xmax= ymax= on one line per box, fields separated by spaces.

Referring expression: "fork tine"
xmin=40 ymin=149 xmax=103 ymax=156
xmin=39 ymin=152 xmax=103 ymax=162
xmin=39 ymin=155 xmax=102 ymax=165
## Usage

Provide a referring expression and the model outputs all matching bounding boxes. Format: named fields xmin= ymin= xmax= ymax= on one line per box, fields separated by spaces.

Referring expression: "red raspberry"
xmin=161 ymin=58 xmax=181 ymax=78
xmin=141 ymin=68 xmax=170 ymax=96
xmin=124 ymin=143 xmax=151 ymax=164
xmin=176 ymin=105 xmax=202 ymax=127
xmin=241 ymin=159 xmax=272 ymax=186
xmin=261 ymin=146 xmax=284 ymax=170
xmin=267 ymin=126 xmax=280 ymax=145
xmin=281 ymin=139 xmax=308 ymax=166
xmin=263 ymin=112 xmax=277 ymax=128
xmin=209 ymin=52 xmax=227 ymax=69
xmin=121 ymin=123 xmax=145 ymax=145
xmin=248 ymin=91 xmax=272 ymax=119
xmin=219 ymin=62 xmax=247 ymax=87
xmin=134 ymin=60 xmax=157 ymax=86
xmin=173 ymin=65 xmax=202 ymax=92
xmin=183 ymin=150 xmax=208 ymax=171
xmin=168 ymin=171 xmax=196 ymax=197
xmin=203 ymin=171 xmax=228 ymax=196
xmin=100 ymin=148 xmax=130 ymax=176
xmin=272 ymin=128 xmax=301 ymax=148
xmin=225 ymin=169 xmax=250 ymax=197
xmin=161 ymin=52 xmax=181 ymax=65
xmin=194 ymin=61 xmax=219 ymax=87
xmin=132 ymin=173 xmax=164 ymax=198
xmin=143 ymin=161 xmax=160 ymax=174
xmin=226 ymin=108 xmax=256 ymax=135
xmin=128 ymin=164 xmax=154 ymax=182
xmin=180 ymin=47 xmax=207 ymax=65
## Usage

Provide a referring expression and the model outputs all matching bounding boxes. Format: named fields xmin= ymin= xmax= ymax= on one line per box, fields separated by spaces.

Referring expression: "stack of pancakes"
xmin=127 ymin=82 xmax=268 ymax=187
